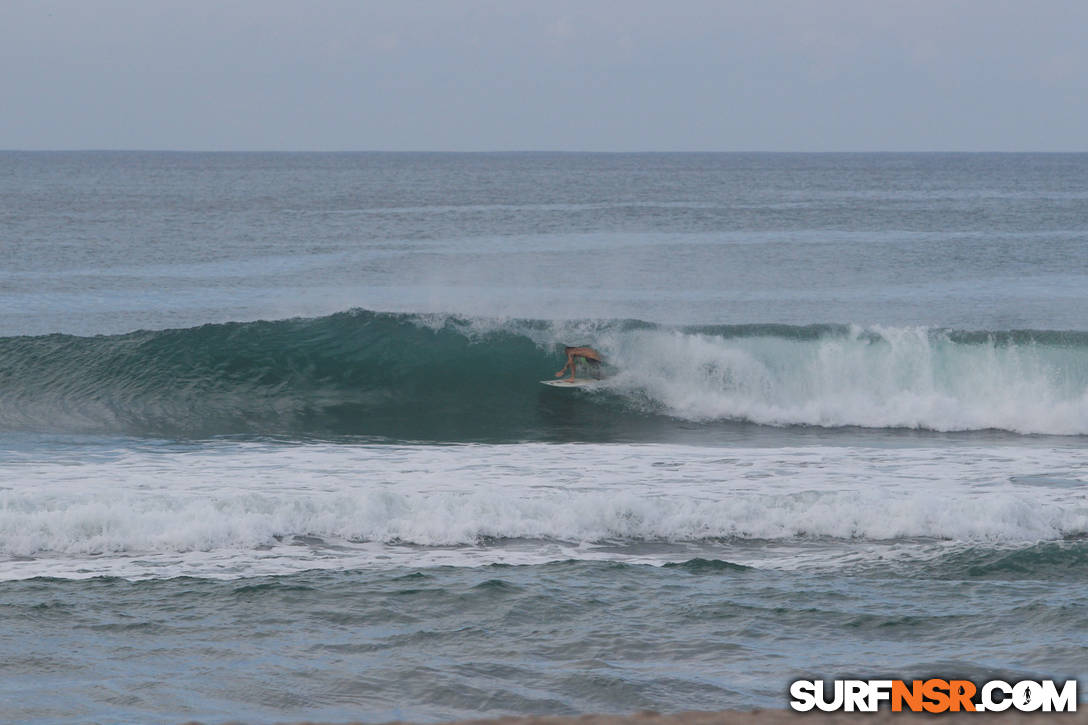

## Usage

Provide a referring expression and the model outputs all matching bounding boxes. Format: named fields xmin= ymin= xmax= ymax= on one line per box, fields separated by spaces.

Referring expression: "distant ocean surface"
xmin=1 ymin=152 xmax=1086 ymax=723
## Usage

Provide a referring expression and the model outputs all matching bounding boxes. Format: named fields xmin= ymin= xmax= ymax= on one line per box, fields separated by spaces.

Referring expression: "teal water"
xmin=1 ymin=152 xmax=1086 ymax=723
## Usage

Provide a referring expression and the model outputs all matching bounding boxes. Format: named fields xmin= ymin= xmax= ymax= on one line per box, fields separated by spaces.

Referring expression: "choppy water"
xmin=1 ymin=152 xmax=1086 ymax=723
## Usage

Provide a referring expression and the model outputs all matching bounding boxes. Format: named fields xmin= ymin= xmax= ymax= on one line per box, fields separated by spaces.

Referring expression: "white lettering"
xmin=844 ymin=680 xmax=868 ymax=712
xmin=815 ymin=680 xmax=844 ymax=712
xmin=789 ymin=680 xmax=816 ymax=712
xmin=1040 ymin=680 xmax=1077 ymax=712
xmin=982 ymin=680 xmax=1012 ymax=712
xmin=867 ymin=680 xmax=893 ymax=711
xmin=1013 ymin=680 xmax=1043 ymax=711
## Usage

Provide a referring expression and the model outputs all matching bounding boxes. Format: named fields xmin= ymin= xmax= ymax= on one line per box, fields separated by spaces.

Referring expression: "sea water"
xmin=1 ymin=152 xmax=1086 ymax=723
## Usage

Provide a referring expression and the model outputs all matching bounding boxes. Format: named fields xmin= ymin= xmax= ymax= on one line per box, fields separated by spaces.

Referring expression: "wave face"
xmin=2 ymin=309 xmax=1087 ymax=439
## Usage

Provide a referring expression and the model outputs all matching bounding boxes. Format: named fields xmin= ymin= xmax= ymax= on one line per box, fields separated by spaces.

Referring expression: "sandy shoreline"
xmin=188 ymin=707 xmax=1088 ymax=725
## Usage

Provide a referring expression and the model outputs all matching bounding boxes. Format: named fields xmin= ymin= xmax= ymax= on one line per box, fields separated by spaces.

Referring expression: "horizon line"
xmin=4 ymin=148 xmax=1088 ymax=155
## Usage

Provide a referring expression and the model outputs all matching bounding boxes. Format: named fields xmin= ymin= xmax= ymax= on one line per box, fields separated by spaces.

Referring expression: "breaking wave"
xmin=1 ymin=309 xmax=1086 ymax=439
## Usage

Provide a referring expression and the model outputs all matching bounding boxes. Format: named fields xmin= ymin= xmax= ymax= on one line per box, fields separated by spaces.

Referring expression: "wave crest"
xmin=1 ymin=310 xmax=1086 ymax=438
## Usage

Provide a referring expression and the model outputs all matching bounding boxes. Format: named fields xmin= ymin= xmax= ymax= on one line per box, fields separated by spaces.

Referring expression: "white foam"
xmin=591 ymin=326 xmax=1088 ymax=435
xmin=1 ymin=440 xmax=1085 ymax=580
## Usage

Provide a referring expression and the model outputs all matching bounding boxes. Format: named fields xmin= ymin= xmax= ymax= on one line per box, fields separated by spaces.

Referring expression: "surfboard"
xmin=540 ymin=378 xmax=600 ymax=389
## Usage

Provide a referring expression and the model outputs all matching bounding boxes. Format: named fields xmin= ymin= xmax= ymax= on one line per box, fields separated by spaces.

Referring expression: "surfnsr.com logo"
xmin=789 ymin=679 xmax=1078 ymax=713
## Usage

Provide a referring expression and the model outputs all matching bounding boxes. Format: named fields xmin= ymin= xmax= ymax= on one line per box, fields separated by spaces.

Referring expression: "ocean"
xmin=1 ymin=151 xmax=1085 ymax=723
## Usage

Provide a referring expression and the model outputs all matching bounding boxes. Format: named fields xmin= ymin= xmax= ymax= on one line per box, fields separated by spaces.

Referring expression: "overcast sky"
xmin=2 ymin=0 xmax=1086 ymax=151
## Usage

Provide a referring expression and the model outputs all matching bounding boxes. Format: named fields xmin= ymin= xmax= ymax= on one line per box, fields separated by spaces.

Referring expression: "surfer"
xmin=555 ymin=346 xmax=603 ymax=381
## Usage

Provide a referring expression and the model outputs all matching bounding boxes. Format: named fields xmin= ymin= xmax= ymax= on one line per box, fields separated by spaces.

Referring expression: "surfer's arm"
xmin=555 ymin=353 xmax=574 ymax=378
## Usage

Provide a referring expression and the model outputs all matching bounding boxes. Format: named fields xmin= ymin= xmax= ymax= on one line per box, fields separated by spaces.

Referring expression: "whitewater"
xmin=2 ymin=440 xmax=1086 ymax=581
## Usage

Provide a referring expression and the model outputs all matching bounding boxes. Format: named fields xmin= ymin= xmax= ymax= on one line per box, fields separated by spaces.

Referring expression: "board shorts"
xmin=575 ymin=356 xmax=602 ymax=379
